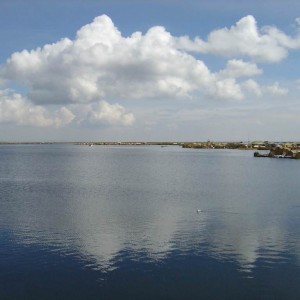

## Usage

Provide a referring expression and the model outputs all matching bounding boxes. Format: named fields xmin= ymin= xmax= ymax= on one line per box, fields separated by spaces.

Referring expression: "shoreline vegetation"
xmin=1 ymin=140 xmax=300 ymax=150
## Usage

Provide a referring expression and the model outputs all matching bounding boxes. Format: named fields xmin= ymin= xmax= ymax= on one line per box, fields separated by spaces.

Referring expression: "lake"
xmin=0 ymin=144 xmax=299 ymax=299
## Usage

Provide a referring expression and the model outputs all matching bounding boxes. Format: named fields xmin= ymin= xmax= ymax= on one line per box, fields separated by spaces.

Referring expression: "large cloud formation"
xmin=1 ymin=15 xmax=233 ymax=104
xmin=0 ymin=15 xmax=292 ymax=128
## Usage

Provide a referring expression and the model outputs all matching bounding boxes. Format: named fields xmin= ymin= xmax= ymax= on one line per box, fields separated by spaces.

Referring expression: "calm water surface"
xmin=0 ymin=145 xmax=299 ymax=299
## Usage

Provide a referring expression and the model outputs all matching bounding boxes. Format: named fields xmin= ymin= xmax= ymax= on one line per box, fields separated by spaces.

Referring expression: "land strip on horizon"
xmin=1 ymin=141 xmax=300 ymax=150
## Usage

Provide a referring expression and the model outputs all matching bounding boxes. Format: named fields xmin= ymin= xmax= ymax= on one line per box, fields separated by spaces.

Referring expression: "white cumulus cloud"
xmin=242 ymin=79 xmax=262 ymax=97
xmin=210 ymin=78 xmax=244 ymax=101
xmin=0 ymin=89 xmax=75 ymax=127
xmin=0 ymin=14 xmax=294 ymax=130
xmin=88 ymin=101 xmax=135 ymax=126
xmin=176 ymin=15 xmax=300 ymax=63
xmin=218 ymin=59 xmax=262 ymax=79
xmin=0 ymin=14 xmax=248 ymax=106
xmin=264 ymin=82 xmax=288 ymax=96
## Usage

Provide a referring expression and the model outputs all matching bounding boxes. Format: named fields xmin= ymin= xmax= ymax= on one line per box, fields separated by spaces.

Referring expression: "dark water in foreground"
xmin=0 ymin=145 xmax=299 ymax=299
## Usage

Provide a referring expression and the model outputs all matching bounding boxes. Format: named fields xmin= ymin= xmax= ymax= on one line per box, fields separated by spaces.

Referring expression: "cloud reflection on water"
xmin=1 ymin=146 xmax=300 ymax=274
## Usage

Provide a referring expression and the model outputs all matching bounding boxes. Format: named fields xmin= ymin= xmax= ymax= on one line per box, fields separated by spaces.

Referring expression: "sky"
xmin=1 ymin=0 xmax=300 ymax=142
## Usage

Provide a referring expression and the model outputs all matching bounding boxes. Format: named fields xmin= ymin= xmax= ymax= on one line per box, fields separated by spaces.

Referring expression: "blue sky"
xmin=1 ymin=0 xmax=300 ymax=141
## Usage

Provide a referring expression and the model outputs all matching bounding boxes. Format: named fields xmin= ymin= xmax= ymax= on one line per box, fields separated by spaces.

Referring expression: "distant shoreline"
xmin=1 ymin=141 xmax=300 ymax=150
